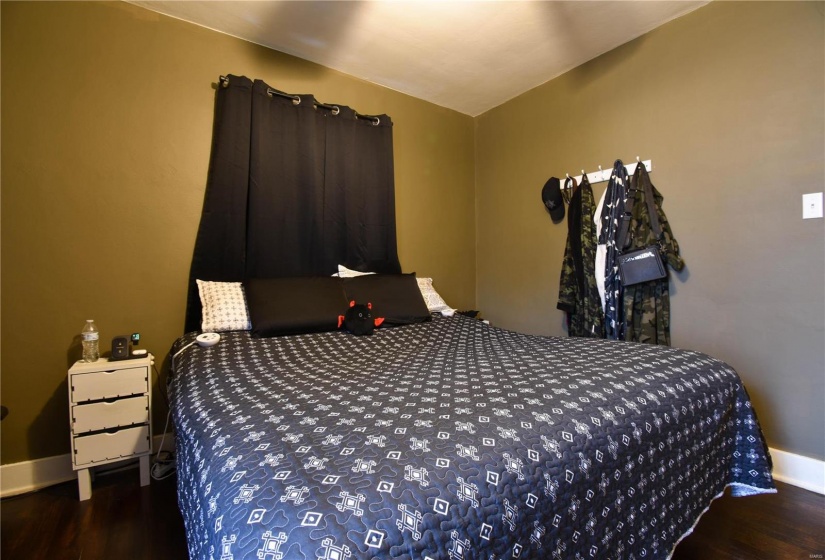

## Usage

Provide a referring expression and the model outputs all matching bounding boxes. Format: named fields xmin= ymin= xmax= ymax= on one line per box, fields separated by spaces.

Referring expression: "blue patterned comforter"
xmin=170 ymin=315 xmax=775 ymax=560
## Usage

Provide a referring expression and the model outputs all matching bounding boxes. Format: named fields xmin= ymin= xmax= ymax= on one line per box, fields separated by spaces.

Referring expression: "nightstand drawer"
xmin=72 ymin=395 xmax=149 ymax=434
xmin=73 ymin=425 xmax=150 ymax=467
xmin=70 ymin=366 xmax=147 ymax=403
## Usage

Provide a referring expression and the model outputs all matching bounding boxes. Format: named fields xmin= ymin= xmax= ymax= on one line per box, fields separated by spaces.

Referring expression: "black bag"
xmin=617 ymin=245 xmax=666 ymax=286
xmin=616 ymin=165 xmax=667 ymax=287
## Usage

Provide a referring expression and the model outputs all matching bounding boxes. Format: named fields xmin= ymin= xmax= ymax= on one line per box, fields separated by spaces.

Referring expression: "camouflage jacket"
xmin=557 ymin=177 xmax=605 ymax=338
xmin=621 ymin=165 xmax=684 ymax=345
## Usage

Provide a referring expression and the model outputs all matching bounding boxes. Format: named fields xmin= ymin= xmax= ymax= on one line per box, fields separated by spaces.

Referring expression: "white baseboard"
xmin=0 ymin=453 xmax=75 ymax=498
xmin=769 ymin=447 xmax=825 ymax=495
xmin=0 ymin=433 xmax=175 ymax=498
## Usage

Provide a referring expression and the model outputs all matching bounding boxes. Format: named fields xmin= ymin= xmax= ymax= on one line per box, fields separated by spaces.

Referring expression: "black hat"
xmin=541 ymin=177 xmax=565 ymax=221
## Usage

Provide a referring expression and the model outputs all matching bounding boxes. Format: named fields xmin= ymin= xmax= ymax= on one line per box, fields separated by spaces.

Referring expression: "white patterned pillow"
xmin=416 ymin=277 xmax=454 ymax=314
xmin=196 ymin=280 xmax=251 ymax=332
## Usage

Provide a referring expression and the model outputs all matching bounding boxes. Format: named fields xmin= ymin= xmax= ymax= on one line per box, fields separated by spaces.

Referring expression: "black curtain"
xmin=185 ymin=75 xmax=400 ymax=332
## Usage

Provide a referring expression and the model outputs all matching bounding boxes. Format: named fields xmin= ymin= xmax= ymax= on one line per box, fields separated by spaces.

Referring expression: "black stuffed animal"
xmin=338 ymin=301 xmax=384 ymax=336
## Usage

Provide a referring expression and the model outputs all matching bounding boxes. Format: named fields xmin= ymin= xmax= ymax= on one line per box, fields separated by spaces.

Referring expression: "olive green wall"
xmin=0 ymin=2 xmax=476 ymax=464
xmin=3 ymin=1 xmax=823 ymax=467
xmin=476 ymin=2 xmax=824 ymax=460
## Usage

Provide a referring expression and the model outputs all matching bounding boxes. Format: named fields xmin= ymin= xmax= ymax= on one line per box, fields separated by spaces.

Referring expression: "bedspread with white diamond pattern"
xmin=170 ymin=315 xmax=774 ymax=560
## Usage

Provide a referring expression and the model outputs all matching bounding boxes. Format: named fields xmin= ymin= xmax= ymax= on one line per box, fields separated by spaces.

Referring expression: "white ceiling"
xmin=129 ymin=1 xmax=710 ymax=116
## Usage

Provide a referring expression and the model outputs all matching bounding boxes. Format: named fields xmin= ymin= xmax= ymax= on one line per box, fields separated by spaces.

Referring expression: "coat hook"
xmin=581 ymin=169 xmax=586 ymax=176
xmin=566 ymin=172 xmax=570 ymax=179
xmin=636 ymin=156 xmax=641 ymax=163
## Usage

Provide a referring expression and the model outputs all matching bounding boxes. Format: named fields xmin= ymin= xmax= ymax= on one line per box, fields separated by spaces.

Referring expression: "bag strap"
xmin=637 ymin=164 xmax=662 ymax=240
xmin=616 ymin=173 xmax=636 ymax=252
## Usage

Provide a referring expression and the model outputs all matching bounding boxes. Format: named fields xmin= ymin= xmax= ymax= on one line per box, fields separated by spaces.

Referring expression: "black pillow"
xmin=245 ymin=277 xmax=348 ymax=337
xmin=342 ymin=274 xmax=431 ymax=326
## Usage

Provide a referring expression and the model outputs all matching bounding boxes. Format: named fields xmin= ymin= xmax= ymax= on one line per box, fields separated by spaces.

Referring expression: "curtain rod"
xmin=219 ymin=75 xmax=381 ymax=126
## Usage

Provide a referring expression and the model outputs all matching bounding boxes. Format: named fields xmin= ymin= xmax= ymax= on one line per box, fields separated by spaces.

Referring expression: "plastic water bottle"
xmin=81 ymin=320 xmax=100 ymax=362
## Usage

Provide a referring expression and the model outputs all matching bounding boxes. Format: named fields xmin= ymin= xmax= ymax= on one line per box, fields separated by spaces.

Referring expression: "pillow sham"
xmin=245 ymin=277 xmax=348 ymax=338
xmin=342 ymin=274 xmax=430 ymax=325
xmin=196 ymin=280 xmax=251 ymax=332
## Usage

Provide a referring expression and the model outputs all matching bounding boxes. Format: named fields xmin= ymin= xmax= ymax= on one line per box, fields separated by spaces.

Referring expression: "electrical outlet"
xmin=802 ymin=193 xmax=823 ymax=219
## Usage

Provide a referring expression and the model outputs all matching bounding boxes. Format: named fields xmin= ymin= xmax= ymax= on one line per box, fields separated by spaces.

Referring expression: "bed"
xmin=169 ymin=312 xmax=775 ymax=560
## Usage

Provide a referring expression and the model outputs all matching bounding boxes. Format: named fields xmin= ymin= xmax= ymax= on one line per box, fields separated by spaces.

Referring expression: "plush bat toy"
xmin=338 ymin=301 xmax=384 ymax=336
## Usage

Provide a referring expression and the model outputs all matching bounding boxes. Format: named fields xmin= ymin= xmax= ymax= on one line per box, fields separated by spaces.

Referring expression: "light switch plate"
xmin=802 ymin=192 xmax=823 ymax=219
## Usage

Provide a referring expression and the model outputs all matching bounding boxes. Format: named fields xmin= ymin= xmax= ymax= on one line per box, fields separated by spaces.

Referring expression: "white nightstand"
xmin=68 ymin=354 xmax=154 ymax=501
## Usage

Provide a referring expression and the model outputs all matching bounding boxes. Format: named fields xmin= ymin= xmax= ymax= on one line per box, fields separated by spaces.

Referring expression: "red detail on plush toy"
xmin=368 ymin=303 xmax=381 ymax=326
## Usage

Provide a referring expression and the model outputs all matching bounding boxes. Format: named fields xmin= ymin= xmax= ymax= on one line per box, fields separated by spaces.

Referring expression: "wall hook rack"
xmin=564 ymin=159 xmax=652 ymax=188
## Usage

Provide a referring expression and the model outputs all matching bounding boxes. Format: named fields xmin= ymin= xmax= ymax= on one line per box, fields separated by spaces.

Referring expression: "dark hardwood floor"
xmin=671 ymin=482 xmax=823 ymax=560
xmin=1 ymin=466 xmax=187 ymax=560
xmin=1 ymin=468 xmax=822 ymax=559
